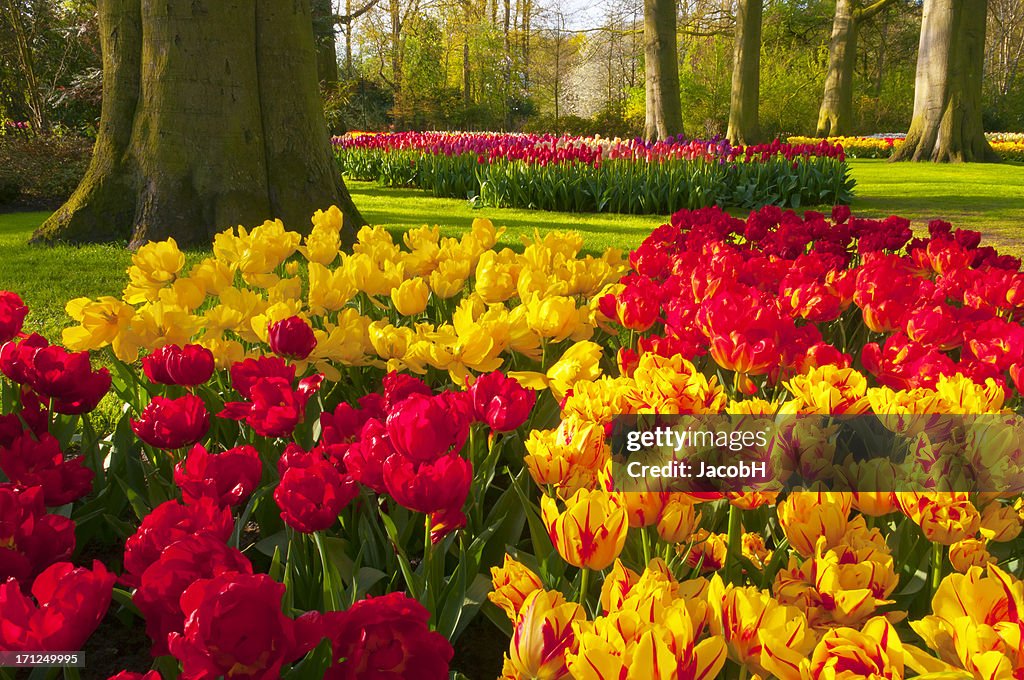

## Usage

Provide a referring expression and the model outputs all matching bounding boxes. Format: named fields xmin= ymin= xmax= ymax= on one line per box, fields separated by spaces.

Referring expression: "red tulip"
xmin=383 ymin=453 xmax=471 ymax=537
xmin=268 ymin=316 xmax=317 ymax=360
xmin=134 ymin=534 xmax=252 ymax=656
xmin=167 ymin=573 xmax=323 ymax=680
xmin=0 ymin=560 xmax=115 ymax=651
xmin=220 ymin=374 xmax=323 ymax=438
xmin=0 ymin=334 xmax=111 ymax=415
xmin=318 ymin=592 xmax=453 ymax=679
xmin=0 ymin=432 xmax=93 ymax=506
xmin=385 ymin=394 xmax=468 ymax=463
xmin=0 ymin=291 xmax=28 ymax=344
xmin=132 ymin=395 xmax=210 ymax=450
xmin=0 ymin=485 xmax=75 ymax=586
xmin=142 ymin=344 xmax=215 ymax=386
xmin=343 ymin=419 xmax=394 ymax=493
xmin=468 ymin=371 xmax=536 ymax=432
xmin=229 ymin=356 xmax=296 ymax=399
xmin=122 ymin=498 xmax=233 ymax=587
xmin=275 ymin=454 xmax=357 ymax=533
xmin=174 ymin=444 xmax=262 ymax=508
xmin=381 ymin=372 xmax=432 ymax=409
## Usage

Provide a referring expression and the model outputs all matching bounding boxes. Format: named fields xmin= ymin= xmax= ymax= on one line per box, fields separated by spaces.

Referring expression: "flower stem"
xmin=931 ymin=541 xmax=945 ymax=600
xmin=578 ymin=567 xmax=590 ymax=611
xmin=726 ymin=501 xmax=743 ymax=585
xmin=641 ymin=526 xmax=652 ymax=567
xmin=423 ymin=515 xmax=435 ymax=621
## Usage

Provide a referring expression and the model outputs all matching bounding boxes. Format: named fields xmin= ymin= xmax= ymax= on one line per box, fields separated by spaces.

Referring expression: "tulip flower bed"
xmin=788 ymin=134 xmax=1024 ymax=161
xmin=335 ymin=132 xmax=854 ymax=213
xmin=4 ymin=202 xmax=1024 ymax=678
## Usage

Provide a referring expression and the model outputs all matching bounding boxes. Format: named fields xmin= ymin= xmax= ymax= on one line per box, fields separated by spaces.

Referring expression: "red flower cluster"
xmin=316 ymin=592 xmax=454 ymax=679
xmin=606 ymin=205 xmax=1024 ymax=394
xmin=0 ymin=431 xmax=93 ymax=505
xmin=0 ymin=291 xmax=28 ymax=344
xmin=0 ymin=485 xmax=75 ymax=585
xmin=0 ymin=333 xmax=110 ymax=414
xmin=174 ymin=444 xmax=262 ymax=508
xmin=220 ymin=357 xmax=323 ymax=437
xmin=167 ymin=572 xmax=323 ymax=679
xmin=0 ymin=560 xmax=115 ymax=651
xmin=336 ymin=131 xmax=845 ymax=168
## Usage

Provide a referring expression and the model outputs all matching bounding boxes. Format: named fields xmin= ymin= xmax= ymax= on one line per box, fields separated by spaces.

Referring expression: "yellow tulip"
xmin=708 ymin=576 xmax=814 ymax=677
xmin=390 ymin=277 xmax=430 ymax=316
xmin=63 ymin=296 xmax=135 ymax=355
xmin=541 ymin=489 xmax=628 ymax=570
xmin=656 ymin=495 xmax=702 ymax=543
xmin=124 ymin=238 xmax=185 ymax=303
xmin=187 ymin=257 xmax=234 ymax=296
xmin=897 ymin=491 xmax=980 ymax=546
xmin=307 ymin=261 xmax=355 ymax=314
xmin=782 ymin=365 xmax=871 ymax=415
xmin=475 ymin=249 xmax=520 ymax=303
xmin=799 ymin=617 xmax=905 ymax=680
xmin=979 ymin=501 xmax=1022 ymax=542
xmin=510 ymin=341 xmax=604 ymax=403
xmin=524 ymin=292 xmax=585 ymax=343
xmin=949 ymin=538 xmax=993 ymax=573
xmin=489 ymin=554 xmax=544 ymax=623
xmin=509 ymin=590 xmax=585 ymax=680
xmin=777 ymin=491 xmax=853 ymax=557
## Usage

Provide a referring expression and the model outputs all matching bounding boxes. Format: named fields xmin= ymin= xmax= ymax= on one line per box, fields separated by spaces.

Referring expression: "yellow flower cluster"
xmin=512 ymin=345 xmax=1024 ymax=678
xmin=62 ymin=207 xmax=627 ymax=384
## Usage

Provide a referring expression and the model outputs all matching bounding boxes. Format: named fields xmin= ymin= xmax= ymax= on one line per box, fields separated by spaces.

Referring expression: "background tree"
xmin=643 ymin=0 xmax=684 ymax=139
xmin=893 ymin=0 xmax=998 ymax=161
xmin=727 ymin=0 xmax=762 ymax=144
xmin=0 ymin=0 xmax=101 ymax=133
xmin=33 ymin=0 xmax=365 ymax=248
xmin=816 ymin=0 xmax=899 ymax=136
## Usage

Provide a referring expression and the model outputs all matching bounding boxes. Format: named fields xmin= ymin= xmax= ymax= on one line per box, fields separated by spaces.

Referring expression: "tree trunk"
xmin=643 ymin=0 xmax=684 ymax=140
xmin=892 ymin=0 xmax=998 ymax=162
xmin=463 ymin=0 xmax=473 ymax=110
xmin=32 ymin=0 xmax=364 ymax=248
xmin=817 ymin=0 xmax=857 ymax=136
xmin=817 ymin=0 xmax=898 ymax=137
xmin=727 ymin=0 xmax=762 ymax=145
xmin=502 ymin=0 xmax=511 ymax=129
xmin=312 ymin=0 xmax=340 ymax=87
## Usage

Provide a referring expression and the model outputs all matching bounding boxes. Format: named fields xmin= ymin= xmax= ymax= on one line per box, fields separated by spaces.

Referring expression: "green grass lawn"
xmin=3 ymin=159 xmax=1024 ymax=341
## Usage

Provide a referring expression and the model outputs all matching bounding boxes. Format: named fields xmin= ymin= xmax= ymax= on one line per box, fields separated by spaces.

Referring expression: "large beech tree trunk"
xmin=643 ymin=0 xmax=684 ymax=141
xmin=817 ymin=0 xmax=858 ymax=136
xmin=727 ymin=0 xmax=762 ymax=145
xmin=33 ymin=0 xmax=365 ymax=249
xmin=817 ymin=0 xmax=898 ymax=137
xmin=892 ymin=0 xmax=998 ymax=162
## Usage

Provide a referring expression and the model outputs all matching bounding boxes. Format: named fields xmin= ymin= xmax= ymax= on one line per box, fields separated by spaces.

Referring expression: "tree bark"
xmin=312 ymin=0 xmax=340 ymax=87
xmin=892 ymin=0 xmax=998 ymax=162
xmin=643 ymin=0 xmax=684 ymax=140
xmin=817 ymin=0 xmax=857 ymax=136
xmin=817 ymin=0 xmax=898 ymax=137
xmin=32 ymin=0 xmax=364 ymax=248
xmin=727 ymin=0 xmax=762 ymax=145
